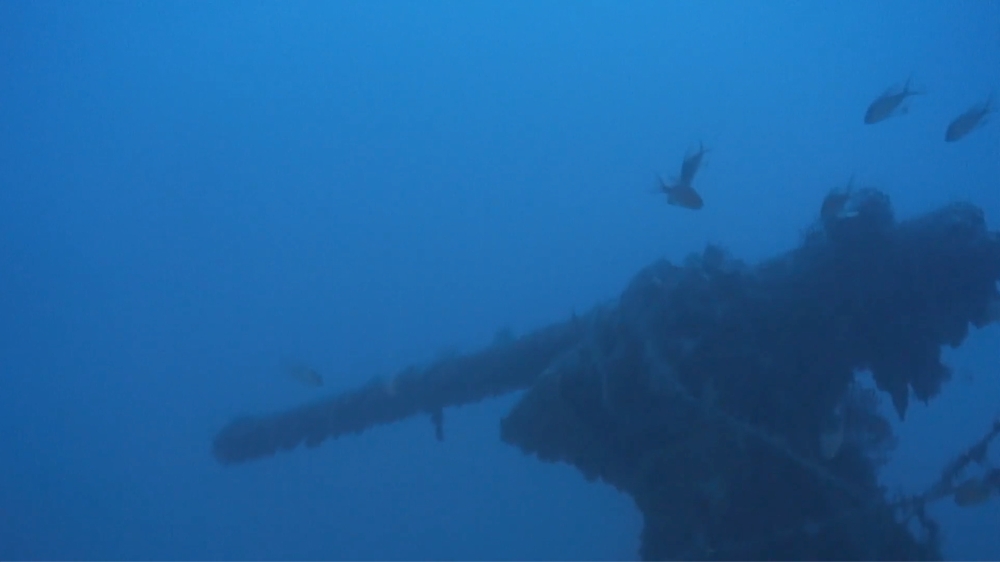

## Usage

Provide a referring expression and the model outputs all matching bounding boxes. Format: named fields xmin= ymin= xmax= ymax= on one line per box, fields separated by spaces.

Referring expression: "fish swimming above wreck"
xmin=656 ymin=142 xmax=710 ymax=210
xmin=656 ymin=174 xmax=704 ymax=210
xmin=678 ymin=141 xmax=710 ymax=187
xmin=945 ymin=94 xmax=993 ymax=142
xmin=864 ymin=79 xmax=923 ymax=124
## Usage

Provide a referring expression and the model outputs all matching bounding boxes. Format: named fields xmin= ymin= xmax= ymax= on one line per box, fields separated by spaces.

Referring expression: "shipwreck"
xmin=212 ymin=187 xmax=1000 ymax=560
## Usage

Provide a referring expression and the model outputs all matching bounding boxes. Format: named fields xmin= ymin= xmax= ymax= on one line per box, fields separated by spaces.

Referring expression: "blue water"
xmin=1 ymin=1 xmax=998 ymax=559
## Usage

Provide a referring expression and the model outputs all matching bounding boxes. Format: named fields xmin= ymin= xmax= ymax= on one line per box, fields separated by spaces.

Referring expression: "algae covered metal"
xmin=212 ymin=188 xmax=1000 ymax=560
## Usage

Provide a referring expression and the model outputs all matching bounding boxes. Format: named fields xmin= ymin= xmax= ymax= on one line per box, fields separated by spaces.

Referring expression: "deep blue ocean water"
xmin=1 ymin=1 xmax=998 ymax=559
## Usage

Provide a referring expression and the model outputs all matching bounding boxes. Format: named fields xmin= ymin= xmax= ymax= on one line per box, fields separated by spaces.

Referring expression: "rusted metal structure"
xmin=213 ymin=188 xmax=1000 ymax=560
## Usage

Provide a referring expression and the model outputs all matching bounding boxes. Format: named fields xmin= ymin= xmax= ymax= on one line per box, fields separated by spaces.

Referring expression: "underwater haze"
xmin=1 ymin=0 xmax=999 ymax=559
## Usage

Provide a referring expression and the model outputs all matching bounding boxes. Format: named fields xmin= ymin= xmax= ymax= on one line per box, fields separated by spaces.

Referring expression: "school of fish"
xmin=657 ymin=78 xmax=993 ymax=212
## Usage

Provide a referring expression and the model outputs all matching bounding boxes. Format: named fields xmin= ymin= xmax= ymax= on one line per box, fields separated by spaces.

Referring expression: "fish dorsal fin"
xmin=654 ymin=174 xmax=670 ymax=194
xmin=905 ymin=77 xmax=926 ymax=97
xmin=887 ymin=75 xmax=924 ymax=98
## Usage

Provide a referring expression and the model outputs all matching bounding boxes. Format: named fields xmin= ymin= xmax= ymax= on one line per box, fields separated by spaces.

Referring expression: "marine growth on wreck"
xmin=213 ymin=187 xmax=1000 ymax=560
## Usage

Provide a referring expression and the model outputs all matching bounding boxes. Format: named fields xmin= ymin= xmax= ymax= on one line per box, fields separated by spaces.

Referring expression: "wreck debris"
xmin=212 ymin=187 xmax=1000 ymax=560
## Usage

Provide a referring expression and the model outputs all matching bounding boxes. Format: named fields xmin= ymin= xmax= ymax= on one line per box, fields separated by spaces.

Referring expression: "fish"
xmin=945 ymin=94 xmax=993 ymax=142
xmin=285 ymin=363 xmax=324 ymax=387
xmin=678 ymin=142 xmax=710 ymax=186
xmin=864 ymin=79 xmax=923 ymax=124
xmin=953 ymin=477 xmax=994 ymax=507
xmin=657 ymin=175 xmax=704 ymax=210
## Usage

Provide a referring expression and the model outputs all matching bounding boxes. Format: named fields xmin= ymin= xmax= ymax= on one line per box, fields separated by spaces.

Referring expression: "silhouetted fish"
xmin=865 ymin=79 xmax=922 ymax=124
xmin=945 ymin=94 xmax=993 ymax=142
xmin=657 ymin=176 xmax=704 ymax=210
xmin=678 ymin=142 xmax=710 ymax=187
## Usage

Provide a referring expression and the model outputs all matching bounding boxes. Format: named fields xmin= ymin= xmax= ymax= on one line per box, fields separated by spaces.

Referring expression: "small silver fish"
xmin=865 ymin=79 xmax=923 ymax=124
xmin=945 ymin=94 xmax=993 ymax=142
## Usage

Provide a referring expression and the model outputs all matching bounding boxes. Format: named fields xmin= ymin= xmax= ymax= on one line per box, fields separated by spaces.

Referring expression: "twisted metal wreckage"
xmin=213 ymin=188 xmax=1000 ymax=560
